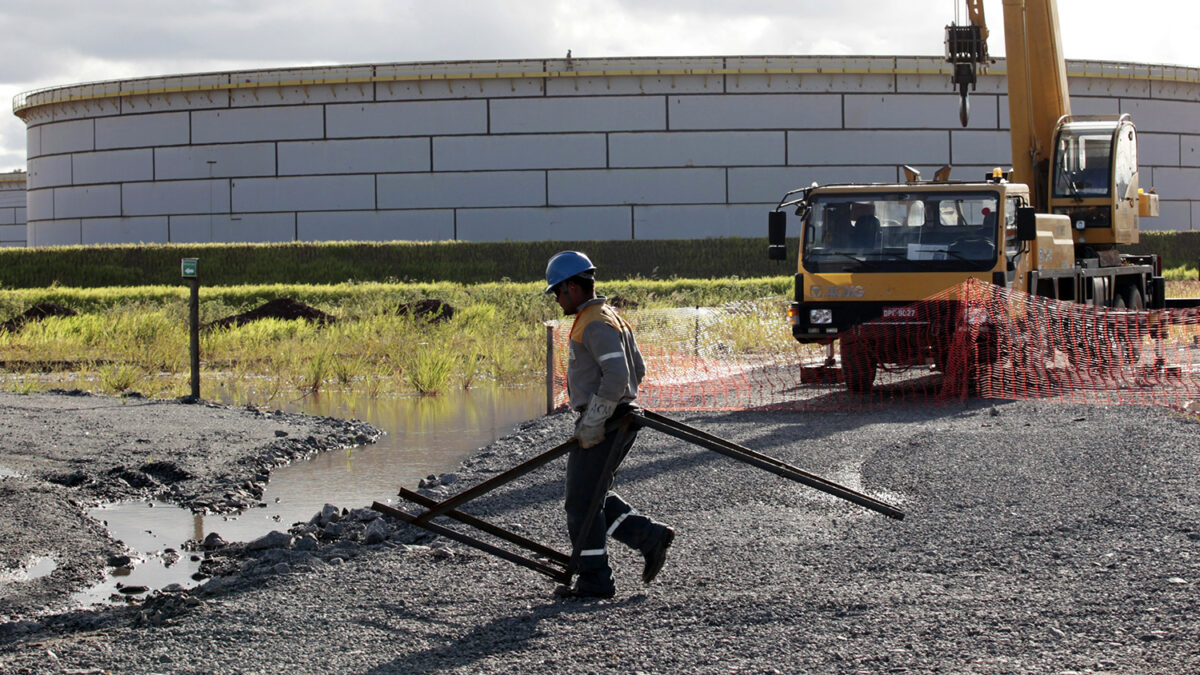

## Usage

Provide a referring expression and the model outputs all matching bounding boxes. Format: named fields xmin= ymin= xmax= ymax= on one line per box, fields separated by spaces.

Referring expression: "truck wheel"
xmin=1114 ymin=286 xmax=1145 ymax=365
xmin=840 ymin=335 xmax=877 ymax=393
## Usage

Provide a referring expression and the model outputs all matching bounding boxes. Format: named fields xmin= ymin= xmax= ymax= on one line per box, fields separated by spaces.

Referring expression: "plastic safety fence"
xmin=545 ymin=283 xmax=1200 ymax=414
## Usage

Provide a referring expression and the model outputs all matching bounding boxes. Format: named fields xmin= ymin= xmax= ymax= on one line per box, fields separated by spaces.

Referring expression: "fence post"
xmin=545 ymin=323 xmax=554 ymax=415
xmin=182 ymin=258 xmax=200 ymax=401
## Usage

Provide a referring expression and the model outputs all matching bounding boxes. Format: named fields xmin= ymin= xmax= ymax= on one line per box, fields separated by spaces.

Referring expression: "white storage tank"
xmin=13 ymin=55 xmax=1200 ymax=246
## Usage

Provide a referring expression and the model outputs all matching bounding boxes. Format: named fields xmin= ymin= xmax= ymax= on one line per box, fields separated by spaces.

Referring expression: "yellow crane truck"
xmin=766 ymin=0 xmax=1165 ymax=392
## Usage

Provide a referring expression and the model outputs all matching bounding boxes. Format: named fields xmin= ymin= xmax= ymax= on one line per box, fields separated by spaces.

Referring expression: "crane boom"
xmin=1000 ymin=0 xmax=1071 ymax=211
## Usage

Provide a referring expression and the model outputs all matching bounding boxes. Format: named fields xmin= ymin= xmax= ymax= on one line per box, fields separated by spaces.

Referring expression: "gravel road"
xmin=1 ymin=390 xmax=1198 ymax=673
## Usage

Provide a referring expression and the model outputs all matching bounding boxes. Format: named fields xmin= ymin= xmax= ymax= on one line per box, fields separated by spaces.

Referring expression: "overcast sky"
xmin=3 ymin=0 xmax=1197 ymax=173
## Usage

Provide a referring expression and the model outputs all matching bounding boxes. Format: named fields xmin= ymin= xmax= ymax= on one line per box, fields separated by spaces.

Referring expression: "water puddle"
xmin=0 ymin=555 xmax=58 ymax=583
xmin=80 ymin=386 xmax=546 ymax=604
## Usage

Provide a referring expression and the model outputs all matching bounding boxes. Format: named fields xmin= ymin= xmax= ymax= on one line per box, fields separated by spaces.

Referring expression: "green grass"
xmin=0 ymin=278 xmax=793 ymax=402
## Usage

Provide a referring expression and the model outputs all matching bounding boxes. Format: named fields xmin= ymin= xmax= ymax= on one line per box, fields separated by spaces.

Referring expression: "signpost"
xmin=182 ymin=258 xmax=200 ymax=400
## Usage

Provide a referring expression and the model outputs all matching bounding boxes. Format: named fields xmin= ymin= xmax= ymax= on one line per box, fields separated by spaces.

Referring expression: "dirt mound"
xmin=207 ymin=298 xmax=335 ymax=330
xmin=397 ymin=298 xmax=455 ymax=323
xmin=0 ymin=302 xmax=77 ymax=333
xmin=609 ymin=295 xmax=639 ymax=309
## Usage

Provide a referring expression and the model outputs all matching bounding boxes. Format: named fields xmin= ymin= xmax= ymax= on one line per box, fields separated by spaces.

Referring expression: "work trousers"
xmin=565 ymin=410 xmax=662 ymax=576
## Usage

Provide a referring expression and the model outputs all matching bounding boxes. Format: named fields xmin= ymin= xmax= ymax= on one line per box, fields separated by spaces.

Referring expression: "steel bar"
xmin=410 ymin=437 xmax=577 ymax=524
xmin=372 ymin=501 xmax=571 ymax=584
xmin=638 ymin=412 xmax=904 ymax=520
xmin=398 ymin=488 xmax=569 ymax=566
xmin=643 ymin=410 xmax=870 ymax=500
xmin=410 ymin=415 xmax=633 ymax=524
xmin=565 ymin=417 xmax=634 ymax=575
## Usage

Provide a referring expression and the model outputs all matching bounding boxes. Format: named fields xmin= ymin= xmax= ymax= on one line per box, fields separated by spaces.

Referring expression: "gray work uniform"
xmin=564 ymin=297 xmax=666 ymax=582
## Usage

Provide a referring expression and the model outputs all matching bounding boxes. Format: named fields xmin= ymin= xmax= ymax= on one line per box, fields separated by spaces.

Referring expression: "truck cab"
xmin=776 ymin=179 xmax=1029 ymax=343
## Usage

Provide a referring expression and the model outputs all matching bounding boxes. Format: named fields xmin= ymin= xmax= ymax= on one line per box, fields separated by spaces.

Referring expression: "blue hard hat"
xmin=544 ymin=251 xmax=596 ymax=294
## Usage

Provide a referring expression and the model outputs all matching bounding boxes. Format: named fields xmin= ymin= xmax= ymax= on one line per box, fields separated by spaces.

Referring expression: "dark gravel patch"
xmin=1 ymin=396 xmax=1197 ymax=673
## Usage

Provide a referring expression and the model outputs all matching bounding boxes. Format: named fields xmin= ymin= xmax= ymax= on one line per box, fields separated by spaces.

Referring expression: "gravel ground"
xmin=1 ymin=391 xmax=1198 ymax=673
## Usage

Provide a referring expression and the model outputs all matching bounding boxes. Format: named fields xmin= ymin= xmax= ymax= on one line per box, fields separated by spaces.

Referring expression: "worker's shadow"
xmin=359 ymin=593 xmax=649 ymax=674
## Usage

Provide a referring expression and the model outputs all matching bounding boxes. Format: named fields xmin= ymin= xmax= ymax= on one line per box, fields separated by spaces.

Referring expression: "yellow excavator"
xmin=767 ymin=0 xmax=1165 ymax=392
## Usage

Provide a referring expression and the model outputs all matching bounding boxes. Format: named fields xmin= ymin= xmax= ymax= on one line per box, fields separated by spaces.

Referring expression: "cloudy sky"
xmin=3 ymin=0 xmax=1197 ymax=172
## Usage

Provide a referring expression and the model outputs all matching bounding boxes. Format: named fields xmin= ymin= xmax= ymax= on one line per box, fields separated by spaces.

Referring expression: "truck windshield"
xmin=802 ymin=191 xmax=1000 ymax=273
xmin=1053 ymin=123 xmax=1113 ymax=198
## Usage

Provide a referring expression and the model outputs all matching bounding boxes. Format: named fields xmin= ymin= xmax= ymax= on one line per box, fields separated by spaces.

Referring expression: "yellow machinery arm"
xmin=949 ymin=0 xmax=1070 ymax=211
xmin=1000 ymin=0 xmax=1071 ymax=211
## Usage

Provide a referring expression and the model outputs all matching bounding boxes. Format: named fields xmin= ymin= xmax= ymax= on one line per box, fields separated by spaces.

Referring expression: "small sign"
xmin=181 ymin=258 xmax=198 ymax=279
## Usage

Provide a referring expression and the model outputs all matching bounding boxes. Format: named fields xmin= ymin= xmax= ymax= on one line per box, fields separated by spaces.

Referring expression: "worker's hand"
xmin=576 ymin=395 xmax=618 ymax=449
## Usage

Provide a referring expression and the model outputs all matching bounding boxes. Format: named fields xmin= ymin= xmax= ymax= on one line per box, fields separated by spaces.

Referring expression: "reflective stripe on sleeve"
xmin=580 ymin=547 xmax=608 ymax=557
xmin=598 ymin=351 xmax=624 ymax=362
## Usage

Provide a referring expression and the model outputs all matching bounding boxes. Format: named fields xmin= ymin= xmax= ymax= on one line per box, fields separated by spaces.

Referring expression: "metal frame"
xmin=372 ymin=409 xmax=904 ymax=585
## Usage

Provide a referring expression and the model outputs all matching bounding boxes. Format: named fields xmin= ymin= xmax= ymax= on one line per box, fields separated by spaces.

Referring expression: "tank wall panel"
xmin=297 ymin=209 xmax=453 ymax=242
xmin=82 ymin=216 xmax=168 ymax=245
xmin=192 ymin=106 xmax=325 ymax=143
xmin=27 ymin=189 xmax=53 ymax=221
xmin=456 ymin=206 xmax=630 ymax=242
xmin=375 ymin=77 xmax=546 ymax=101
xmin=547 ymin=74 xmax=722 ymax=97
xmin=634 ymin=204 xmax=764 ymax=239
xmin=0 ymin=224 xmax=25 ymax=239
xmin=549 ymin=168 xmax=724 ymax=206
xmin=377 ymin=171 xmax=546 ymax=209
xmin=230 ymin=84 xmax=373 ymax=107
xmin=727 ymin=166 xmax=900 ymax=204
xmin=326 ymin=100 xmax=486 ymax=138
xmin=609 ymin=131 xmax=784 ymax=168
xmin=73 ymin=149 xmax=154 ymax=185
xmin=1139 ymin=133 xmax=1181 ymax=167
xmin=1142 ymin=200 xmax=1190 ymax=231
xmin=788 ymin=130 xmax=949 ymax=165
xmin=669 ymin=94 xmax=840 ymax=130
xmin=155 ymin=143 xmax=277 ymax=180
xmin=96 ymin=112 xmax=190 ymax=149
xmin=490 ymin=96 xmax=665 ymax=133
xmin=1182 ymin=135 xmax=1200 ymax=167
xmin=169 ymin=213 xmax=296 ymax=243
xmin=231 ymin=175 xmax=375 ymax=212
xmin=1148 ymin=166 xmax=1200 ymax=200
xmin=39 ymin=119 xmax=95 ymax=156
xmin=26 ymin=126 xmax=41 ymax=158
xmin=123 ymin=180 xmax=230 ymax=217
xmin=433 ymin=134 xmax=606 ymax=171
xmin=27 ymin=155 xmax=73 ymax=189
xmin=949 ymin=130 xmax=1012 ymax=166
xmin=28 ymin=219 xmax=81 ymax=246
xmin=54 ymin=185 xmax=120 ymax=218
xmin=728 ymin=74 xmax=896 ymax=94
xmin=1122 ymin=98 xmax=1200 ymax=136
xmin=279 ymin=138 xmax=431 ymax=175
xmin=845 ymin=94 xmax=999 ymax=129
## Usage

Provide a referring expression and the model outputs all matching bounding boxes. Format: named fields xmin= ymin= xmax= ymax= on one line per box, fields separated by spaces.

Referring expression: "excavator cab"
xmin=1049 ymin=114 xmax=1144 ymax=247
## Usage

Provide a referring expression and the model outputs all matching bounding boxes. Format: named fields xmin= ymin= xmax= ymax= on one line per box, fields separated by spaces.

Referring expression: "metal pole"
xmin=189 ymin=276 xmax=200 ymax=400
xmin=545 ymin=323 xmax=554 ymax=415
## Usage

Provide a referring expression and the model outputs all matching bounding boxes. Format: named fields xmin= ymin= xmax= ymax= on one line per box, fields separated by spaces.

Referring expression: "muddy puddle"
xmin=81 ymin=386 xmax=545 ymax=606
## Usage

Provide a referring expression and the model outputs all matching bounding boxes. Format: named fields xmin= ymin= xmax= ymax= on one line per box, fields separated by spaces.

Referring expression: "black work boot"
xmin=555 ymin=560 xmax=615 ymax=599
xmin=554 ymin=571 xmax=615 ymax=599
xmin=641 ymin=526 xmax=675 ymax=584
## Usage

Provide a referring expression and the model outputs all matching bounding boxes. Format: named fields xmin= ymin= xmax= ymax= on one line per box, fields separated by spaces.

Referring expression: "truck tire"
xmin=840 ymin=335 xmax=877 ymax=393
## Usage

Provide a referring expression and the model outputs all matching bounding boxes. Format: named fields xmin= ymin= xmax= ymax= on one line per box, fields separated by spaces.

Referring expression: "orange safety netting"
xmin=546 ymin=280 xmax=1200 ymax=415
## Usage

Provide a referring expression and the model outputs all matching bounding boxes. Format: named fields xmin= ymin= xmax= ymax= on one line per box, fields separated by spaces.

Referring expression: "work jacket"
xmin=567 ymin=297 xmax=645 ymax=411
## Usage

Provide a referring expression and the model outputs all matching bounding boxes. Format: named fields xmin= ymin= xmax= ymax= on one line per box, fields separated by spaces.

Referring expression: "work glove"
xmin=576 ymin=395 xmax=618 ymax=449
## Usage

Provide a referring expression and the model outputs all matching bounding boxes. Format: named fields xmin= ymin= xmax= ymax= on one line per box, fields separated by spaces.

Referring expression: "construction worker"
xmin=544 ymin=250 xmax=675 ymax=599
